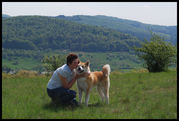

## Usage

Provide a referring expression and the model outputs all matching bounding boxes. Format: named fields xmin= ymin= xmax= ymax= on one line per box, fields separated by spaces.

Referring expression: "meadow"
xmin=2 ymin=69 xmax=177 ymax=119
xmin=2 ymin=51 xmax=142 ymax=72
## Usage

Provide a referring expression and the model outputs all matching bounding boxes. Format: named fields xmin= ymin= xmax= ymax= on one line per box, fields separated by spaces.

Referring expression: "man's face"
xmin=70 ymin=59 xmax=79 ymax=69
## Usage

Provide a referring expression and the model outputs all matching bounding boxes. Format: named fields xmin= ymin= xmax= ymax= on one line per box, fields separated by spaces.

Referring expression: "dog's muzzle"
xmin=77 ymin=66 xmax=84 ymax=73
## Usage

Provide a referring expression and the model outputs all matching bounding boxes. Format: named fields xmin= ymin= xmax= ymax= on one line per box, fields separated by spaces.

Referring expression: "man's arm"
xmin=58 ymin=73 xmax=68 ymax=89
xmin=58 ymin=72 xmax=90 ymax=89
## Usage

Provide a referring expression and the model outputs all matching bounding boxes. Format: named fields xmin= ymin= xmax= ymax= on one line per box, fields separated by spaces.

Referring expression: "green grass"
xmin=2 ymin=69 xmax=177 ymax=119
xmin=2 ymin=51 xmax=142 ymax=72
xmin=2 ymin=56 xmax=40 ymax=70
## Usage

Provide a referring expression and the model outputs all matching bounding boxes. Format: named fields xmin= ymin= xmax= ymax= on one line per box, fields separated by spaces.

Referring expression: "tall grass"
xmin=2 ymin=69 xmax=177 ymax=119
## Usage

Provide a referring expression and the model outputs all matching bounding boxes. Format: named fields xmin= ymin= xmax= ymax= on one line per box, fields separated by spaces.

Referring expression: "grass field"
xmin=2 ymin=51 xmax=142 ymax=72
xmin=2 ymin=56 xmax=41 ymax=70
xmin=2 ymin=69 xmax=177 ymax=119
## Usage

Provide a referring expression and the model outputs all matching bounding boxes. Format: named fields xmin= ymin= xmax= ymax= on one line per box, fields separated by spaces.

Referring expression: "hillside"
xmin=2 ymin=15 xmax=176 ymax=72
xmin=2 ymin=16 xmax=141 ymax=52
xmin=2 ymin=14 xmax=11 ymax=18
xmin=56 ymin=15 xmax=177 ymax=45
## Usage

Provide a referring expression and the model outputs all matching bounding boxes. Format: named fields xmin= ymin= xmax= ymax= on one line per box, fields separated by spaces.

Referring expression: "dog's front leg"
xmin=78 ymin=88 xmax=83 ymax=104
xmin=85 ymin=89 xmax=90 ymax=106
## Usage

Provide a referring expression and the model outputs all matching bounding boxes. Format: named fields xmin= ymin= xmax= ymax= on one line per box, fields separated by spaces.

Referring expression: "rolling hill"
xmin=2 ymin=15 xmax=141 ymax=52
xmin=2 ymin=14 xmax=11 ymax=18
xmin=56 ymin=15 xmax=177 ymax=45
xmin=2 ymin=14 xmax=176 ymax=72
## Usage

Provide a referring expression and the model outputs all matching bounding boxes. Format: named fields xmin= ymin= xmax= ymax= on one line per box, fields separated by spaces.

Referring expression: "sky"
xmin=2 ymin=2 xmax=177 ymax=26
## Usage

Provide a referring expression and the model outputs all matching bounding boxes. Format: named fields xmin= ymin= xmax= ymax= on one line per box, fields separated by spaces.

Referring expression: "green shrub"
xmin=42 ymin=55 xmax=66 ymax=73
xmin=134 ymin=32 xmax=176 ymax=72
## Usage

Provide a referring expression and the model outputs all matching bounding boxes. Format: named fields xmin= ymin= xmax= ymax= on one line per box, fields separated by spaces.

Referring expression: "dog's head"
xmin=76 ymin=61 xmax=90 ymax=74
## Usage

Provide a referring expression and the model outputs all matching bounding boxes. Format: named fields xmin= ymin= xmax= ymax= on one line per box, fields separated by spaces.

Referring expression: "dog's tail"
xmin=102 ymin=64 xmax=111 ymax=77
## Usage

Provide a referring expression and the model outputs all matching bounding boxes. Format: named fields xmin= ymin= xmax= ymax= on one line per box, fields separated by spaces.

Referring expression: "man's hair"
xmin=67 ymin=53 xmax=79 ymax=65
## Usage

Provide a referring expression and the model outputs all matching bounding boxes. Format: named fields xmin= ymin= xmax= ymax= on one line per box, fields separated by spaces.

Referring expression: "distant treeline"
xmin=2 ymin=16 xmax=141 ymax=52
xmin=56 ymin=15 xmax=177 ymax=45
xmin=2 ymin=48 xmax=43 ymax=60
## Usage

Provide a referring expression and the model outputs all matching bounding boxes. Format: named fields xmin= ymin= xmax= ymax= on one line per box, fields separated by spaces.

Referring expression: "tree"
xmin=42 ymin=55 xmax=66 ymax=73
xmin=134 ymin=32 xmax=176 ymax=72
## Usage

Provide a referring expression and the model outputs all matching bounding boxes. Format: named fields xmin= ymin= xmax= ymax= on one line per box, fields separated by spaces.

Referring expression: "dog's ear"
xmin=85 ymin=61 xmax=90 ymax=66
xmin=78 ymin=60 xmax=81 ymax=64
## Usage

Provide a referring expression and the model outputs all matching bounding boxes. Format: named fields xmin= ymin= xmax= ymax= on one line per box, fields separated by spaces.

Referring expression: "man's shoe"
xmin=70 ymin=99 xmax=79 ymax=107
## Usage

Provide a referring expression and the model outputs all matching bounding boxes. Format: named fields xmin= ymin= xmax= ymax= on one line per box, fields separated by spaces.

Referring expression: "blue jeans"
xmin=47 ymin=87 xmax=76 ymax=105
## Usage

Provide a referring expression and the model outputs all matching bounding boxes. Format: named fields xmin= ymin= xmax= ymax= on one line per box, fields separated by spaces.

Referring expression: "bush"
xmin=42 ymin=55 xmax=66 ymax=73
xmin=134 ymin=32 xmax=176 ymax=72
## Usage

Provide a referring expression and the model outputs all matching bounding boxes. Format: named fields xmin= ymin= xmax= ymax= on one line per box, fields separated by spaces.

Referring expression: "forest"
xmin=56 ymin=15 xmax=177 ymax=45
xmin=2 ymin=16 xmax=141 ymax=52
